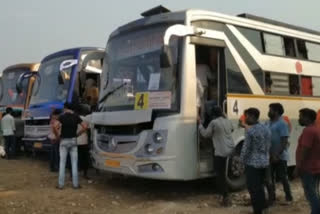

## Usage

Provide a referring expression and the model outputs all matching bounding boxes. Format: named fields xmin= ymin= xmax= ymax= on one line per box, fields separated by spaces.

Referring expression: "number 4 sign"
xmin=233 ymin=100 xmax=239 ymax=115
xmin=134 ymin=92 xmax=149 ymax=110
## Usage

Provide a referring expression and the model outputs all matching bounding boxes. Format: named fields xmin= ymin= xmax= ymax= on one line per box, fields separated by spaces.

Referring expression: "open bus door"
xmin=193 ymin=41 xmax=226 ymax=176
xmin=161 ymin=24 xmax=228 ymax=176
xmin=79 ymin=51 xmax=104 ymax=112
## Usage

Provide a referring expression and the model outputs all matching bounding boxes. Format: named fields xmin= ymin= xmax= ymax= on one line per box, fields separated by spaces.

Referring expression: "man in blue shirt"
xmin=267 ymin=103 xmax=293 ymax=203
xmin=241 ymin=108 xmax=271 ymax=214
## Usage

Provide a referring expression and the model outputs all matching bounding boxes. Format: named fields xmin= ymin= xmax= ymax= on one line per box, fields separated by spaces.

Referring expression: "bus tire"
xmin=226 ymin=143 xmax=246 ymax=191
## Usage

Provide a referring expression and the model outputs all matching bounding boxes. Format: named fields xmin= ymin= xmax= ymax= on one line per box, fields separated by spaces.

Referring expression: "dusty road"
xmin=0 ymin=156 xmax=310 ymax=214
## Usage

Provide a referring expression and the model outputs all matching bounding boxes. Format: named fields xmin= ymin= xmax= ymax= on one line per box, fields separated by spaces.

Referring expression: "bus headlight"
xmin=145 ymin=144 xmax=154 ymax=154
xmin=153 ymin=132 xmax=163 ymax=144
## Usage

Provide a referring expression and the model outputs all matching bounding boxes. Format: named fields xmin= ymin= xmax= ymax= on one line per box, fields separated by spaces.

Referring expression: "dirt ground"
xmin=0 ymin=155 xmax=310 ymax=214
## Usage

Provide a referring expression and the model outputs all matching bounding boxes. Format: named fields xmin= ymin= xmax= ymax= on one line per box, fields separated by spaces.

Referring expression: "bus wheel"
xmin=226 ymin=146 xmax=246 ymax=191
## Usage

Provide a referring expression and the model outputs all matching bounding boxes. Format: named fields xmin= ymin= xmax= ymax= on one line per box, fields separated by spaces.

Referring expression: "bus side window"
xmin=297 ymin=40 xmax=308 ymax=60
xmin=289 ymin=75 xmax=300 ymax=95
xmin=265 ymin=72 xmax=290 ymax=95
xmin=263 ymin=33 xmax=285 ymax=56
xmin=301 ymin=76 xmax=313 ymax=96
xmin=306 ymin=42 xmax=320 ymax=62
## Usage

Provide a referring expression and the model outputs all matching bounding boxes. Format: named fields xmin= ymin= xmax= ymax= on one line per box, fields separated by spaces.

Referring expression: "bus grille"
xmin=24 ymin=125 xmax=50 ymax=138
xmin=25 ymin=119 xmax=50 ymax=126
xmin=96 ymin=134 xmax=139 ymax=153
xmin=95 ymin=122 xmax=152 ymax=136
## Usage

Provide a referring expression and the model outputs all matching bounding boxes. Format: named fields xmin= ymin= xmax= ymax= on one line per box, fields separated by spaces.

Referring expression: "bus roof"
xmin=110 ymin=10 xmax=185 ymax=38
xmin=42 ymin=47 xmax=105 ymax=63
xmin=110 ymin=7 xmax=320 ymax=42
xmin=237 ymin=13 xmax=320 ymax=37
xmin=3 ymin=63 xmax=40 ymax=73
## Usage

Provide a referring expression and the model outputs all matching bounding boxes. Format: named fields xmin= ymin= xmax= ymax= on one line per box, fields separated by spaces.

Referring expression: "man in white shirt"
xmin=1 ymin=107 xmax=16 ymax=159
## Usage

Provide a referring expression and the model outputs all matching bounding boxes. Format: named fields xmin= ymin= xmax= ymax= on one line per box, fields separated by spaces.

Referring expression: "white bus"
xmin=91 ymin=6 xmax=320 ymax=189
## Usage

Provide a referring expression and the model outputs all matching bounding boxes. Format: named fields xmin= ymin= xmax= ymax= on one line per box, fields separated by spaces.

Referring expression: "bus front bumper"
xmin=22 ymin=137 xmax=52 ymax=152
xmin=91 ymin=150 xmax=181 ymax=180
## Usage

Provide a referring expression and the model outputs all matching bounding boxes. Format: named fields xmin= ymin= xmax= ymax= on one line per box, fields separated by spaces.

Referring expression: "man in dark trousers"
xmin=296 ymin=108 xmax=320 ymax=214
xmin=241 ymin=108 xmax=271 ymax=214
xmin=266 ymin=103 xmax=293 ymax=203
xmin=55 ymin=102 xmax=86 ymax=189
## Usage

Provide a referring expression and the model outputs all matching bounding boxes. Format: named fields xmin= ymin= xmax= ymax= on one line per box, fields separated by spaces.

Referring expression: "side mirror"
xmin=160 ymin=24 xmax=202 ymax=68
xmin=16 ymin=72 xmax=32 ymax=94
xmin=58 ymin=59 xmax=76 ymax=85
xmin=160 ymin=45 xmax=173 ymax=68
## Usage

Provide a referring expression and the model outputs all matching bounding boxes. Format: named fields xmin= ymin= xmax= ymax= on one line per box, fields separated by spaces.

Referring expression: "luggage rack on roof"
xmin=237 ymin=13 xmax=320 ymax=36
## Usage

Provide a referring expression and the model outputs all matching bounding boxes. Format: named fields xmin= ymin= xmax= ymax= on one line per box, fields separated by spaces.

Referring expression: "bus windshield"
xmin=99 ymin=25 xmax=179 ymax=112
xmin=30 ymin=55 xmax=73 ymax=105
xmin=1 ymin=69 xmax=29 ymax=106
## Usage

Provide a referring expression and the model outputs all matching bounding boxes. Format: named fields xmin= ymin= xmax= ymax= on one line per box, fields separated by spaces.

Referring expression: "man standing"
xmin=267 ymin=103 xmax=293 ymax=203
xmin=198 ymin=106 xmax=235 ymax=206
xmin=296 ymin=108 xmax=320 ymax=214
xmin=55 ymin=103 xmax=86 ymax=189
xmin=240 ymin=108 xmax=271 ymax=214
xmin=1 ymin=107 xmax=16 ymax=159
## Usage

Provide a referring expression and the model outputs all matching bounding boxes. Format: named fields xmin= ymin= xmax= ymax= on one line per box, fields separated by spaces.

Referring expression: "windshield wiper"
xmin=98 ymin=82 xmax=127 ymax=109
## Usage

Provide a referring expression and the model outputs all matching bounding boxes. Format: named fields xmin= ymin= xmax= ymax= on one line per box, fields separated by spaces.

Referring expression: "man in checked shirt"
xmin=240 ymin=108 xmax=271 ymax=214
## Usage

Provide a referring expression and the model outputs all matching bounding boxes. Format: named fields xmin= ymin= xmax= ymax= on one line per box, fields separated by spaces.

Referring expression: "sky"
xmin=1 ymin=0 xmax=320 ymax=74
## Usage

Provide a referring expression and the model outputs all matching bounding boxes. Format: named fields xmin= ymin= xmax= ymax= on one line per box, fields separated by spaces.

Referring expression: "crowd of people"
xmin=198 ymin=103 xmax=320 ymax=214
xmin=1 ymin=103 xmax=91 ymax=190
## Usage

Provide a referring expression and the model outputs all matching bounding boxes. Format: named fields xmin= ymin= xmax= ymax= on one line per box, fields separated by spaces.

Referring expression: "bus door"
xmin=193 ymin=38 xmax=226 ymax=174
xmin=77 ymin=51 xmax=104 ymax=112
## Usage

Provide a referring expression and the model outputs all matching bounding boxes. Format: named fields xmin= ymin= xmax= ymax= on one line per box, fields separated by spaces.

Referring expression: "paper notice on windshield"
xmin=148 ymin=73 xmax=161 ymax=91
xmin=149 ymin=91 xmax=171 ymax=109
